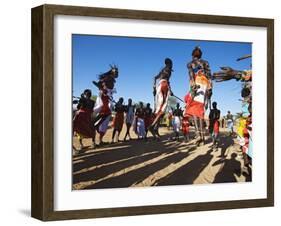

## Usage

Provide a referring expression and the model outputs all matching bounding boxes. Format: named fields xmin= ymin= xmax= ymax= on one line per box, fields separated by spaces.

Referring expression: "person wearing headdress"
xmin=111 ymin=97 xmax=126 ymax=143
xmin=149 ymin=58 xmax=173 ymax=139
xmin=92 ymin=65 xmax=118 ymax=122
xmin=184 ymin=46 xmax=212 ymax=145
xmin=73 ymin=89 xmax=95 ymax=151
xmin=123 ymin=98 xmax=135 ymax=141
xmin=92 ymin=65 xmax=119 ymax=147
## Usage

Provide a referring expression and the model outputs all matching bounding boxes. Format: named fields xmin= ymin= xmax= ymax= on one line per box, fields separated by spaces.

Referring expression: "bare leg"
xmin=149 ymin=119 xmax=158 ymax=139
xmin=193 ymin=116 xmax=200 ymax=140
xmin=99 ymin=133 xmax=103 ymax=145
xmin=124 ymin=123 xmax=131 ymax=141
xmin=117 ymin=130 xmax=121 ymax=142
xmin=243 ymin=152 xmax=249 ymax=166
xmin=154 ymin=122 xmax=161 ymax=141
xmin=79 ymin=138 xmax=83 ymax=149
xmin=184 ymin=134 xmax=189 ymax=143
xmin=123 ymin=131 xmax=127 ymax=141
xmin=145 ymin=128 xmax=149 ymax=140
xmin=150 ymin=89 xmax=167 ymax=139
xmin=175 ymin=131 xmax=179 ymax=141
xmin=91 ymin=137 xmax=96 ymax=149
xmin=124 ymin=124 xmax=127 ymax=140
xmin=150 ymin=112 xmax=163 ymax=128
xmin=111 ymin=129 xmax=117 ymax=143
xmin=199 ymin=118 xmax=205 ymax=144
xmin=151 ymin=90 xmax=167 ymax=128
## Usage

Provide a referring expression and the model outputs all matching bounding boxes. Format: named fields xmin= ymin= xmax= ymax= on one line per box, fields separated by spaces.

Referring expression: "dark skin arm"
xmin=154 ymin=66 xmax=173 ymax=96
xmin=153 ymin=73 xmax=161 ymax=96
xmin=203 ymin=60 xmax=212 ymax=80
xmin=209 ymin=110 xmax=213 ymax=120
xmin=214 ymin=110 xmax=221 ymax=120
xmin=187 ymin=62 xmax=195 ymax=86
xmin=154 ymin=72 xmax=161 ymax=85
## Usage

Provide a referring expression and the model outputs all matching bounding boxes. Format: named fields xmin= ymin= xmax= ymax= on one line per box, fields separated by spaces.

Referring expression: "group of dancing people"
xmin=167 ymin=101 xmax=221 ymax=147
xmin=73 ymin=46 xmax=222 ymax=151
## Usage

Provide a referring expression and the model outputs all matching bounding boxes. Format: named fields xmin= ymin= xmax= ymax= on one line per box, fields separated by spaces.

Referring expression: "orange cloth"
xmin=113 ymin=112 xmax=124 ymax=131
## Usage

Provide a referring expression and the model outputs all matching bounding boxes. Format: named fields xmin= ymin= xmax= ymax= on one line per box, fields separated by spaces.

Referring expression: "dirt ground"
xmin=72 ymin=125 xmax=252 ymax=190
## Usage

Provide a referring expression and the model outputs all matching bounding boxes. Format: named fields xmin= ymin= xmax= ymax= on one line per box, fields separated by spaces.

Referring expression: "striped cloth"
xmin=185 ymin=70 xmax=211 ymax=119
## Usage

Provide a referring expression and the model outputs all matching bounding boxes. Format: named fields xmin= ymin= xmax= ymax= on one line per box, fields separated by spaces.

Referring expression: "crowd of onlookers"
xmin=73 ymin=91 xmax=236 ymax=151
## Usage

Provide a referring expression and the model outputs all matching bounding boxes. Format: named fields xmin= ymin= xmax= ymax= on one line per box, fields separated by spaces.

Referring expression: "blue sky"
xmin=72 ymin=34 xmax=251 ymax=116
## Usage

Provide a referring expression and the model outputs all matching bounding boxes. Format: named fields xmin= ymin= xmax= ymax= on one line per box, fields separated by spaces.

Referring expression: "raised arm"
xmin=187 ymin=61 xmax=195 ymax=85
xmin=154 ymin=71 xmax=161 ymax=86
xmin=203 ymin=60 xmax=212 ymax=79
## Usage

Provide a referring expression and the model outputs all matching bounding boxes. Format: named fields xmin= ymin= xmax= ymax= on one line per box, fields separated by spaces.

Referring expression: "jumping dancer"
xmin=149 ymin=58 xmax=173 ymax=139
xmin=92 ymin=65 xmax=119 ymax=147
xmin=185 ymin=46 xmax=212 ymax=145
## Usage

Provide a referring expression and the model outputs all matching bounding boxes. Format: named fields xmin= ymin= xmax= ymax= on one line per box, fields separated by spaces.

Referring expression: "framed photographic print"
xmin=31 ymin=4 xmax=274 ymax=221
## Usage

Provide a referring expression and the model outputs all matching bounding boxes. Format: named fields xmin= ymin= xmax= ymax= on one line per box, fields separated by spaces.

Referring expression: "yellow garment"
xmin=236 ymin=117 xmax=247 ymax=137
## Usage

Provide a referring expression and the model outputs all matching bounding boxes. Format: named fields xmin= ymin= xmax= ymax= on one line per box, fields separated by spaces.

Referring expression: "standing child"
xmin=182 ymin=116 xmax=190 ymax=143
xmin=172 ymin=103 xmax=183 ymax=141
xmin=209 ymin=102 xmax=221 ymax=148
xmin=134 ymin=102 xmax=146 ymax=139
xmin=226 ymin=110 xmax=234 ymax=136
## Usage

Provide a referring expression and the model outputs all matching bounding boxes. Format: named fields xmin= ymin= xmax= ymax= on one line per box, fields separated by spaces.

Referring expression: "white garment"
xmin=93 ymin=88 xmax=116 ymax=114
xmin=125 ymin=106 xmax=134 ymax=124
xmin=172 ymin=116 xmax=181 ymax=132
xmin=155 ymin=79 xmax=170 ymax=115
xmin=98 ymin=115 xmax=110 ymax=134
xmin=136 ymin=118 xmax=146 ymax=138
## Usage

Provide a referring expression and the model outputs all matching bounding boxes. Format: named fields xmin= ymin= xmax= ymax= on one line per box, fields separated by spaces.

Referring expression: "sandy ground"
xmin=72 ymin=125 xmax=252 ymax=190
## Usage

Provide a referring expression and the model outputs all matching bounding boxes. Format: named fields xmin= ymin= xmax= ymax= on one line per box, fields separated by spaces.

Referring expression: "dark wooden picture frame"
xmin=31 ymin=4 xmax=274 ymax=221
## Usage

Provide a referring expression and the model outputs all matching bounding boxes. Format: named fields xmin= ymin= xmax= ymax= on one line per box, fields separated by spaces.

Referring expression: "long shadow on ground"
xmin=73 ymin=134 xmax=195 ymax=186
xmin=154 ymin=149 xmax=214 ymax=186
xmin=212 ymin=153 xmax=250 ymax=183
xmin=85 ymin=146 xmax=197 ymax=189
xmin=218 ymin=133 xmax=234 ymax=157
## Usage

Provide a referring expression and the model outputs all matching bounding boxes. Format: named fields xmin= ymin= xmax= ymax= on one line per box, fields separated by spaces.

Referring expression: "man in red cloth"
xmin=149 ymin=58 xmax=173 ymax=140
xmin=185 ymin=46 xmax=212 ymax=145
xmin=73 ymin=89 xmax=95 ymax=151
xmin=209 ymin=102 xmax=221 ymax=148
